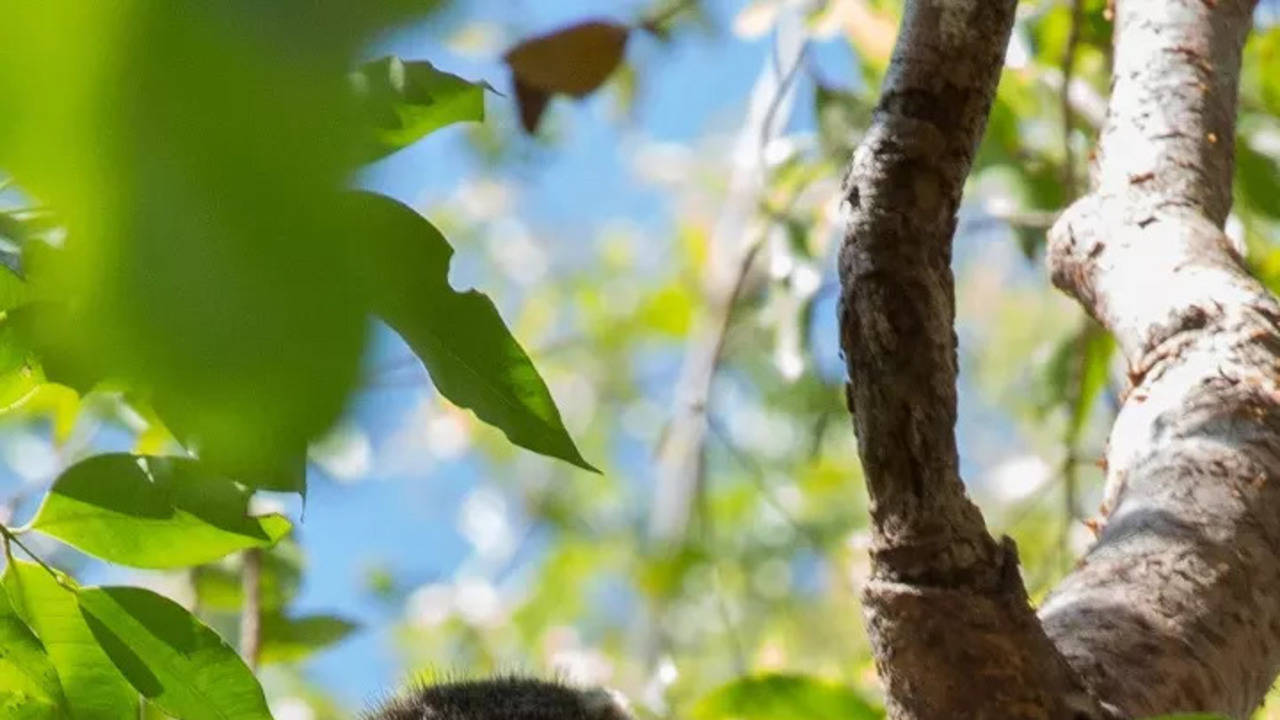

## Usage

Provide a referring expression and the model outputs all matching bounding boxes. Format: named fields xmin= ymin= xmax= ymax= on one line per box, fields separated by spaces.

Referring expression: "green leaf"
xmin=30 ymin=454 xmax=291 ymax=569
xmin=349 ymin=192 xmax=596 ymax=471
xmin=0 ymin=2 xmax=436 ymax=477
xmin=814 ymin=84 xmax=872 ymax=156
xmin=1236 ymin=138 xmax=1280 ymax=219
xmin=0 ymin=308 xmax=45 ymax=411
xmin=77 ymin=586 xmax=271 ymax=720
xmin=3 ymin=560 xmax=139 ymax=720
xmin=1243 ymin=26 xmax=1280 ymax=116
xmin=352 ymin=55 xmax=487 ymax=161
xmin=1069 ymin=324 xmax=1114 ymax=443
xmin=0 ymin=573 xmax=69 ymax=718
xmin=1140 ymin=715 xmax=1231 ymax=720
xmin=259 ymin=613 xmax=358 ymax=665
xmin=692 ymin=674 xmax=881 ymax=720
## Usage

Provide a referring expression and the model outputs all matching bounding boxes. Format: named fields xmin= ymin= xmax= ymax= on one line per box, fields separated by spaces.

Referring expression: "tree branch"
xmin=838 ymin=1 xmax=1111 ymax=717
xmin=1041 ymin=1 xmax=1272 ymax=716
xmin=240 ymin=548 xmax=262 ymax=671
xmin=840 ymin=0 xmax=1011 ymax=590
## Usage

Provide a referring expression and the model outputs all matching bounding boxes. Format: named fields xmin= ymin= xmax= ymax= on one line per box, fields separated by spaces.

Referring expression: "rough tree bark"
xmin=838 ymin=0 xmax=1271 ymax=718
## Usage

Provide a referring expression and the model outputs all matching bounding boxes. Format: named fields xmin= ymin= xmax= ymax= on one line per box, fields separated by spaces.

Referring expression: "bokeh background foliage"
xmin=0 ymin=0 xmax=1275 ymax=718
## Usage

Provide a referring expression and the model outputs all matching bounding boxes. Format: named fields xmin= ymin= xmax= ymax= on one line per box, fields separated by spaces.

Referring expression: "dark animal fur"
xmin=363 ymin=677 xmax=631 ymax=720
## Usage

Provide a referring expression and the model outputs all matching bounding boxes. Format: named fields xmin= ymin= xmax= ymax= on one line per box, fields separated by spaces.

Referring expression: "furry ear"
xmin=362 ymin=676 xmax=632 ymax=720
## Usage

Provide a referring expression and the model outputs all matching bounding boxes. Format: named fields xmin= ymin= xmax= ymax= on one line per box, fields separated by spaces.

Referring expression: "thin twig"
xmin=648 ymin=18 xmax=804 ymax=543
xmin=240 ymin=548 xmax=263 ymax=671
xmin=711 ymin=566 xmax=748 ymax=675
xmin=706 ymin=416 xmax=811 ymax=542
xmin=1061 ymin=0 xmax=1085 ymax=198
xmin=758 ymin=43 xmax=810 ymax=172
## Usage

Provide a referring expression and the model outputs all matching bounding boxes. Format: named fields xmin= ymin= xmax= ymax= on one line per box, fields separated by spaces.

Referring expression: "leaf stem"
xmin=0 ymin=522 xmax=70 ymax=589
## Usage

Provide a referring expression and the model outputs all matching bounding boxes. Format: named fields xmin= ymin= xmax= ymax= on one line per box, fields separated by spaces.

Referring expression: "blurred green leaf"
xmin=692 ymin=674 xmax=881 ymax=720
xmin=3 ymin=561 xmax=139 ymax=720
xmin=0 ymin=576 xmax=69 ymax=718
xmin=30 ymin=454 xmax=291 ymax=569
xmin=1070 ymin=324 xmax=1114 ymax=443
xmin=1033 ymin=321 xmax=1114 ymax=443
xmin=77 ymin=586 xmax=271 ymax=720
xmin=0 ymin=309 xmax=45 ymax=411
xmin=0 ymin=1 xmax=437 ymax=478
xmin=1237 ymin=138 xmax=1280 ymax=219
xmin=352 ymin=56 xmax=488 ymax=161
xmin=814 ymin=85 xmax=872 ymax=155
xmin=349 ymin=191 xmax=595 ymax=471
xmin=259 ymin=613 xmax=358 ymax=665
xmin=194 ymin=541 xmax=304 ymax=614
xmin=1243 ymin=25 xmax=1280 ymax=116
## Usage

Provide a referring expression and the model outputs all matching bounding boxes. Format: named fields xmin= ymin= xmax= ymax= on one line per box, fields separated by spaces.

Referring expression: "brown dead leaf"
xmin=505 ymin=20 xmax=630 ymax=97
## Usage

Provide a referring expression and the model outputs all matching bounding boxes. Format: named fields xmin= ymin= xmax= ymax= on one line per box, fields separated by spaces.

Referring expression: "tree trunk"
xmin=838 ymin=0 xmax=1272 ymax=717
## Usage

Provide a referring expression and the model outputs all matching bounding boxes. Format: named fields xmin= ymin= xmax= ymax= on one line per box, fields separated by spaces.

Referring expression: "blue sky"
xmin=309 ymin=0 xmax=832 ymax=705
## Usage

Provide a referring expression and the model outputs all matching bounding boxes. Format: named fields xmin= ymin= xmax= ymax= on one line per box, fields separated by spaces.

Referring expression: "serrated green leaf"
xmin=30 ymin=454 xmax=291 ymax=569
xmin=349 ymin=191 xmax=595 ymax=471
xmin=0 ymin=575 xmax=69 ymax=718
xmin=259 ymin=613 xmax=358 ymax=665
xmin=3 ymin=560 xmax=138 ymax=720
xmin=77 ymin=586 xmax=271 ymax=720
xmin=692 ymin=674 xmax=881 ymax=720
xmin=352 ymin=55 xmax=487 ymax=161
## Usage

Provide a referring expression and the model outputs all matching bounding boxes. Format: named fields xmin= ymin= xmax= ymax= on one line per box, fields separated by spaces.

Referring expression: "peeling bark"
xmin=1042 ymin=1 xmax=1273 ymax=717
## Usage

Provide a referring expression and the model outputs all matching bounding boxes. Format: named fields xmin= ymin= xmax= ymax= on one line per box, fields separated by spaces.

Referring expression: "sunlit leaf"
xmin=692 ymin=674 xmax=881 ymax=720
xmin=3 ymin=561 xmax=138 ymax=720
xmin=349 ymin=192 xmax=595 ymax=471
xmin=259 ymin=613 xmax=358 ymax=665
xmin=77 ymin=586 xmax=271 ymax=720
xmin=352 ymin=55 xmax=488 ymax=161
xmin=0 ymin=309 xmax=45 ymax=411
xmin=30 ymin=454 xmax=291 ymax=569
xmin=0 ymin=577 xmax=69 ymax=718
